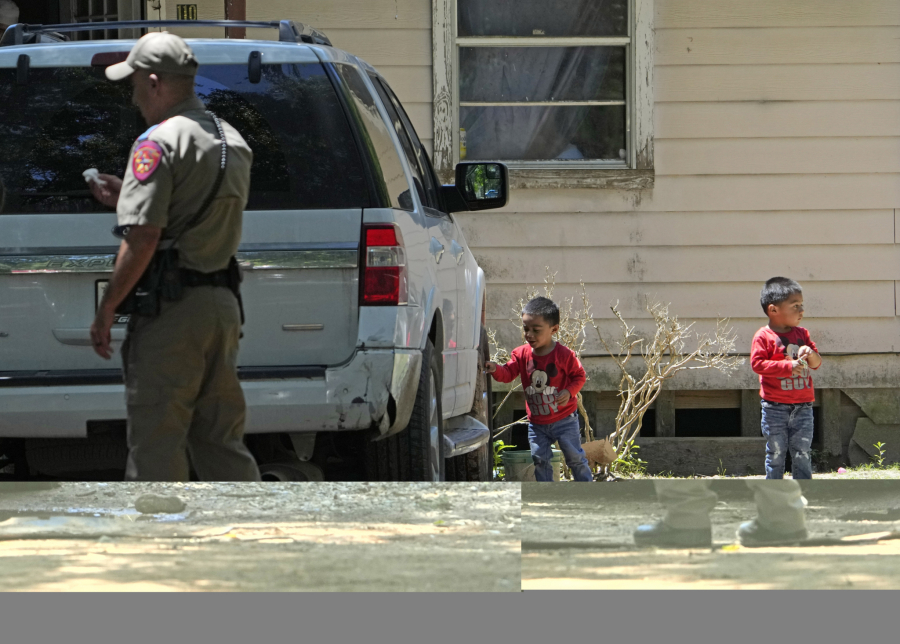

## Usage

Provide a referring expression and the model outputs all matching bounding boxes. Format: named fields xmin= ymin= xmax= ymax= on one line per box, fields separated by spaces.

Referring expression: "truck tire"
xmin=405 ymin=338 xmax=444 ymax=481
xmin=445 ymin=441 xmax=492 ymax=482
xmin=446 ymin=326 xmax=494 ymax=481
xmin=365 ymin=338 xmax=443 ymax=481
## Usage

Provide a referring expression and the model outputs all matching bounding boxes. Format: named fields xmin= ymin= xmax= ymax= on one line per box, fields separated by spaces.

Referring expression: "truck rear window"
xmin=0 ymin=62 xmax=369 ymax=214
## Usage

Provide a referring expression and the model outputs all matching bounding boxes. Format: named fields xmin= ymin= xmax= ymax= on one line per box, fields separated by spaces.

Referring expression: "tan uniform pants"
xmin=654 ymin=480 xmax=806 ymax=533
xmin=122 ymin=286 xmax=261 ymax=481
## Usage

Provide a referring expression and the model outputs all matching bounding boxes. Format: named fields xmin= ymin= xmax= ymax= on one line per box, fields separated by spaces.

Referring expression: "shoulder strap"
xmin=112 ymin=111 xmax=229 ymax=242
xmin=172 ymin=111 xmax=229 ymax=246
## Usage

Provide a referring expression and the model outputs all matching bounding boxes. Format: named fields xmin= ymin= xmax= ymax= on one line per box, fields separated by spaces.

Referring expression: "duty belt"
xmin=180 ymin=267 xmax=233 ymax=288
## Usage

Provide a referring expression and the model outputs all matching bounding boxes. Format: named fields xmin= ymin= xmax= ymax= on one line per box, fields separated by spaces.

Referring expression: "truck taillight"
xmin=361 ymin=224 xmax=407 ymax=306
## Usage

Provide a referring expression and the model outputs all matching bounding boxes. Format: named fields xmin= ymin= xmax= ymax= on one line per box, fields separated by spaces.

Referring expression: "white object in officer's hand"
xmin=82 ymin=168 xmax=107 ymax=187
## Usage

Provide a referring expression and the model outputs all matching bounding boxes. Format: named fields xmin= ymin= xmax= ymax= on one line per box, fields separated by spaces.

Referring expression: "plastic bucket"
xmin=501 ymin=449 xmax=564 ymax=482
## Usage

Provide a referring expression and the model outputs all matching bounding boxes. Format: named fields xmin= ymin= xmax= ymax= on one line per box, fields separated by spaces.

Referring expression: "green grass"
xmin=823 ymin=462 xmax=900 ymax=479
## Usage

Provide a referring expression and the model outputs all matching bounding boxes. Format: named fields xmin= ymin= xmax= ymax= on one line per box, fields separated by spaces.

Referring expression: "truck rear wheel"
xmin=365 ymin=338 xmax=443 ymax=481
xmin=446 ymin=326 xmax=494 ymax=481
xmin=445 ymin=441 xmax=492 ymax=482
xmin=404 ymin=338 xmax=444 ymax=481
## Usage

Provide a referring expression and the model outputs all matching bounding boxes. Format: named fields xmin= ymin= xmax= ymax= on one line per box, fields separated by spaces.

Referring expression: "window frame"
xmin=433 ymin=0 xmax=654 ymax=189
xmin=374 ymin=77 xmax=444 ymax=213
xmin=59 ymin=0 xmax=145 ymax=40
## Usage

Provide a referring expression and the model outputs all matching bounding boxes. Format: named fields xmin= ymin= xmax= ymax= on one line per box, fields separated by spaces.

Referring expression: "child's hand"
xmin=555 ymin=389 xmax=571 ymax=406
xmin=484 ymin=361 xmax=498 ymax=374
xmin=791 ymin=360 xmax=807 ymax=376
xmin=797 ymin=345 xmax=822 ymax=369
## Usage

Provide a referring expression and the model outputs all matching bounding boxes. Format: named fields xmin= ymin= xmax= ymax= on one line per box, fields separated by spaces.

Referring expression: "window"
xmin=369 ymin=73 xmax=429 ymax=208
xmin=334 ymin=64 xmax=414 ymax=211
xmin=433 ymin=0 xmax=654 ymax=188
xmin=60 ymin=1 xmax=144 ymax=40
xmin=0 ymin=63 xmax=370 ymax=214
xmin=371 ymin=75 xmax=441 ymax=211
xmin=378 ymin=78 xmax=446 ymax=212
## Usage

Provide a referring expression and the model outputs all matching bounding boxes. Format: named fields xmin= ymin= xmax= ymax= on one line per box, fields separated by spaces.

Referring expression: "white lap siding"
xmin=455 ymin=0 xmax=900 ymax=390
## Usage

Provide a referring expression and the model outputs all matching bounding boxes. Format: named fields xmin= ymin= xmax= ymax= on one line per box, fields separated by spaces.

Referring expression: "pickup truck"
xmin=0 ymin=20 xmax=507 ymax=482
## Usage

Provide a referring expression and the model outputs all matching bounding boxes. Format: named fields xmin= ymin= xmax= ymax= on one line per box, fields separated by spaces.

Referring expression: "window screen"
xmin=456 ymin=0 xmax=629 ymax=163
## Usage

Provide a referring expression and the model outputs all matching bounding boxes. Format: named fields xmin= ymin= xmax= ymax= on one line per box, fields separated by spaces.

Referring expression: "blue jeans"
xmin=528 ymin=413 xmax=594 ymax=482
xmin=761 ymin=400 xmax=814 ymax=479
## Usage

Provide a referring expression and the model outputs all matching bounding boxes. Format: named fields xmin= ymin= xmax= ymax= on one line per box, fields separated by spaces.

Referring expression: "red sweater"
xmin=750 ymin=326 xmax=819 ymax=403
xmin=491 ymin=342 xmax=586 ymax=424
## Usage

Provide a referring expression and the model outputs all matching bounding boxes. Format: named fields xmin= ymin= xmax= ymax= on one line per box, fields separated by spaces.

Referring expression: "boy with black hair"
xmin=485 ymin=296 xmax=593 ymax=482
xmin=751 ymin=277 xmax=823 ymax=479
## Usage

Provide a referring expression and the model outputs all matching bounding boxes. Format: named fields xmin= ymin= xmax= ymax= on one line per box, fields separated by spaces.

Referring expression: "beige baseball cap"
xmin=0 ymin=0 xmax=20 ymax=26
xmin=106 ymin=32 xmax=198 ymax=81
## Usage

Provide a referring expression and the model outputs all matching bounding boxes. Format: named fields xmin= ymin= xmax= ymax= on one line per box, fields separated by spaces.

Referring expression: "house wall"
xmin=144 ymin=1 xmax=900 ymax=387
xmin=148 ymin=1 xmax=433 ymax=154
xmin=455 ymin=0 xmax=900 ymax=396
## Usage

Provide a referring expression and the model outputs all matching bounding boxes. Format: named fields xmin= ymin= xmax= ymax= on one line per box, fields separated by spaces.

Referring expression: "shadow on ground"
xmin=521 ymin=481 xmax=900 ymax=589
xmin=0 ymin=482 xmax=521 ymax=592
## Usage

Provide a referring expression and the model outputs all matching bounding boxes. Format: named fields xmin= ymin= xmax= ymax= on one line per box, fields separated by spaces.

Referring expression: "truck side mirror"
xmin=441 ymin=162 xmax=509 ymax=213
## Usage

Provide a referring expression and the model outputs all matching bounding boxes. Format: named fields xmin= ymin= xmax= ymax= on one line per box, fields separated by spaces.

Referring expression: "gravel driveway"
xmin=0 ymin=482 xmax=521 ymax=592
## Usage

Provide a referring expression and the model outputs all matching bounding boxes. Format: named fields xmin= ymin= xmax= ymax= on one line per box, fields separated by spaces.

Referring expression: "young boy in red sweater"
xmin=485 ymin=297 xmax=593 ymax=482
xmin=751 ymin=277 xmax=823 ymax=479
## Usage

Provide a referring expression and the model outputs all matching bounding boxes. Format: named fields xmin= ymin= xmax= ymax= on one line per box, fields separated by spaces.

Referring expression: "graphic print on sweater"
xmin=490 ymin=342 xmax=586 ymax=423
xmin=776 ymin=336 xmax=811 ymax=391
xmin=524 ymin=361 xmax=559 ymax=417
xmin=751 ymin=325 xmax=818 ymax=403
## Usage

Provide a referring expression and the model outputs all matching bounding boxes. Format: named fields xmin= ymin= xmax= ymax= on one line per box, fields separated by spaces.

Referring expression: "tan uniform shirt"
xmin=116 ymin=96 xmax=253 ymax=273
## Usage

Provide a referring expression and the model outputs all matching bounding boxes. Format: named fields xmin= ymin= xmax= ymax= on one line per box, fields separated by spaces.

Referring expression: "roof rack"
xmin=0 ymin=20 xmax=332 ymax=47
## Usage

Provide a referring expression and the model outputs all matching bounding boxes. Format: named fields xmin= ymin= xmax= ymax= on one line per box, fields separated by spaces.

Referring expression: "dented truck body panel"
xmin=0 ymin=349 xmax=419 ymax=437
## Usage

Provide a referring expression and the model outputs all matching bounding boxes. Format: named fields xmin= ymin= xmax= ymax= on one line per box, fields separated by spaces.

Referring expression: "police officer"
xmin=634 ymin=480 xmax=808 ymax=547
xmin=88 ymin=32 xmax=260 ymax=482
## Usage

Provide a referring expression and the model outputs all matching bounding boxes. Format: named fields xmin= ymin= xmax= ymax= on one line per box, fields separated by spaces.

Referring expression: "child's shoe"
xmin=633 ymin=521 xmax=712 ymax=548
xmin=737 ymin=519 xmax=807 ymax=547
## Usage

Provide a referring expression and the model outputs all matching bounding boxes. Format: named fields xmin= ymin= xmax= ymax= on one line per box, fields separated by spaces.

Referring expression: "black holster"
xmin=116 ymin=247 xmax=183 ymax=318
xmin=118 ymin=251 xmax=244 ymax=324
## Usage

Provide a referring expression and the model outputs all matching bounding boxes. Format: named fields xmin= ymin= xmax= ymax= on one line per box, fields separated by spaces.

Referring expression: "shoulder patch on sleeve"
xmin=132 ymin=140 xmax=164 ymax=181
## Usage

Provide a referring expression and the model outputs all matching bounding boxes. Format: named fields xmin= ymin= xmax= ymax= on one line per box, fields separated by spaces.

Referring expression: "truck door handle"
xmin=53 ymin=328 xmax=126 ymax=346
xmin=430 ymin=237 xmax=444 ymax=263
xmin=450 ymin=240 xmax=464 ymax=264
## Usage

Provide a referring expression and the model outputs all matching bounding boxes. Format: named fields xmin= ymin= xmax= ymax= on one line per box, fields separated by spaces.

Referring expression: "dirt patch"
xmin=0 ymin=482 xmax=520 ymax=592
xmin=521 ymin=481 xmax=900 ymax=589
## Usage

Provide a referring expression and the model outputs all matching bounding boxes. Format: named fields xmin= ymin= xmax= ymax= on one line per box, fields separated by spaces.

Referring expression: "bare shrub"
xmin=595 ymin=300 xmax=744 ymax=472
